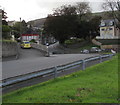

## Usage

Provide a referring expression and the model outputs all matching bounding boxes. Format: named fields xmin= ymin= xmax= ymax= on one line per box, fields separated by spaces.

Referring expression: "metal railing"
xmin=0 ymin=54 xmax=114 ymax=87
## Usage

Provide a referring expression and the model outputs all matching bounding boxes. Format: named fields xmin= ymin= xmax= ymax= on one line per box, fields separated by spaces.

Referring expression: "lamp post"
xmin=20 ymin=17 xmax=22 ymax=41
xmin=40 ymin=28 xmax=44 ymax=44
xmin=40 ymin=29 xmax=43 ymax=44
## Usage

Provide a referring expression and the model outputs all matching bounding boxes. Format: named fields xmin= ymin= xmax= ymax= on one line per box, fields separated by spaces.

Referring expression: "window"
xmin=109 ymin=28 xmax=113 ymax=30
xmin=109 ymin=21 xmax=114 ymax=26
xmin=101 ymin=29 xmax=105 ymax=31
xmin=101 ymin=22 xmax=105 ymax=26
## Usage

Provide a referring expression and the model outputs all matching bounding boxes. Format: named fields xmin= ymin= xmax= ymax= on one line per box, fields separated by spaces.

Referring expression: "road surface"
xmin=18 ymin=48 xmax=43 ymax=60
xmin=2 ymin=53 xmax=99 ymax=80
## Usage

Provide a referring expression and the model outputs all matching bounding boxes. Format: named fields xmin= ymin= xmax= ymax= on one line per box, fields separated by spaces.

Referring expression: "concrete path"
xmin=2 ymin=54 xmax=99 ymax=80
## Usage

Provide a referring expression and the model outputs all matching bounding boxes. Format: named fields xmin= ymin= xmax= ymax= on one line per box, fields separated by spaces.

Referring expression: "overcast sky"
xmin=0 ymin=0 xmax=105 ymax=22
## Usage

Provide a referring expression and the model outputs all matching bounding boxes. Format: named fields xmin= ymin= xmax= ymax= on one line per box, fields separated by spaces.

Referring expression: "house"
xmin=96 ymin=19 xmax=120 ymax=51
xmin=96 ymin=19 xmax=120 ymax=39
xmin=8 ymin=20 xmax=19 ymax=26
xmin=21 ymin=34 xmax=39 ymax=43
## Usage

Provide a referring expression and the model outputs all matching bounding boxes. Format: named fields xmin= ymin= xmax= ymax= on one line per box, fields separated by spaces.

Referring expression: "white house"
xmin=96 ymin=19 xmax=120 ymax=51
xmin=8 ymin=20 xmax=19 ymax=26
xmin=96 ymin=19 xmax=120 ymax=39
xmin=21 ymin=34 xmax=39 ymax=42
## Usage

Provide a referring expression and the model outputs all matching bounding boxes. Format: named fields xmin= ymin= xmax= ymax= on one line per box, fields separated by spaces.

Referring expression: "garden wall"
xmin=2 ymin=41 xmax=19 ymax=57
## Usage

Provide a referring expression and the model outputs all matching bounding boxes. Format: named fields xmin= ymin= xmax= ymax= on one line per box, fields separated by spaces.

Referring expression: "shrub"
xmin=30 ymin=39 xmax=36 ymax=43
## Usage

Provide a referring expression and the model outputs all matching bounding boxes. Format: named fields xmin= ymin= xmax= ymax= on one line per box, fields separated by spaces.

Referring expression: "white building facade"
xmin=96 ymin=19 xmax=120 ymax=39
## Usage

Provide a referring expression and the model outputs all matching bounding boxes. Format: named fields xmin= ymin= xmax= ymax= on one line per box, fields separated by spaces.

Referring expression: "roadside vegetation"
xmin=63 ymin=39 xmax=100 ymax=53
xmin=0 ymin=40 xmax=17 ymax=42
xmin=3 ymin=54 xmax=119 ymax=103
xmin=65 ymin=38 xmax=98 ymax=48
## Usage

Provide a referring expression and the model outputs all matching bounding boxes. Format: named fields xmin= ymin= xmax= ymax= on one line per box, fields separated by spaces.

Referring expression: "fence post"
xmin=45 ymin=46 xmax=50 ymax=57
xmin=99 ymin=55 xmax=102 ymax=63
xmin=109 ymin=54 xmax=112 ymax=60
xmin=54 ymin=66 xmax=57 ymax=78
xmin=82 ymin=60 xmax=85 ymax=70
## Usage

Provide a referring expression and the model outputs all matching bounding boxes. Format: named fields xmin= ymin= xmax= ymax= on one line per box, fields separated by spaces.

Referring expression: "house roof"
xmin=100 ymin=19 xmax=118 ymax=27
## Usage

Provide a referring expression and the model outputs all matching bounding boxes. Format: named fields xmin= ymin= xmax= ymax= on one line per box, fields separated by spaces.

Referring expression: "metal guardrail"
xmin=0 ymin=54 xmax=114 ymax=87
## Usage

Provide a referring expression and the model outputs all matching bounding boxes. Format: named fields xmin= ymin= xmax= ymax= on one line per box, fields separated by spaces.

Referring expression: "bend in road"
xmin=2 ymin=54 xmax=99 ymax=80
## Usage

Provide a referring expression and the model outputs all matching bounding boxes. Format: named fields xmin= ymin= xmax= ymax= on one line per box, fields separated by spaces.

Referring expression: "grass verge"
xmin=3 ymin=54 xmax=119 ymax=103
xmin=0 ymin=40 xmax=17 ymax=42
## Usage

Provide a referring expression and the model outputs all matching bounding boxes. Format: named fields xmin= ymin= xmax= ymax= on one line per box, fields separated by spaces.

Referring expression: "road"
xmin=18 ymin=47 xmax=43 ymax=60
xmin=2 ymin=52 xmax=99 ymax=80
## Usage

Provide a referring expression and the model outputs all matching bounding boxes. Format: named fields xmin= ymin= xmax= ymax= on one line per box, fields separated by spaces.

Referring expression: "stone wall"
xmin=101 ymin=45 xmax=120 ymax=52
xmin=2 ymin=41 xmax=19 ymax=57
xmin=31 ymin=43 xmax=48 ymax=56
xmin=31 ymin=43 xmax=47 ymax=52
xmin=92 ymin=39 xmax=102 ymax=46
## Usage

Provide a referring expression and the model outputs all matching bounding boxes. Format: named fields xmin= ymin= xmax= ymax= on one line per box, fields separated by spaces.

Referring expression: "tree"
xmin=74 ymin=2 xmax=92 ymax=40
xmin=75 ymin=20 xmax=91 ymax=40
xmin=12 ymin=20 xmax=28 ymax=38
xmin=89 ymin=16 xmax=102 ymax=38
xmin=2 ymin=10 xmax=8 ymax=25
xmin=102 ymin=0 xmax=120 ymax=28
xmin=2 ymin=25 xmax=11 ymax=39
xmin=44 ymin=2 xmax=93 ymax=44
xmin=53 ymin=5 xmax=77 ymax=16
xmin=1 ymin=10 xmax=11 ymax=39
xmin=44 ymin=5 xmax=77 ymax=44
xmin=2 ymin=10 xmax=7 ymax=20
xmin=27 ymin=24 xmax=33 ymax=34
xmin=75 ymin=2 xmax=92 ymax=21
xmin=21 ymin=20 xmax=28 ymax=34
xmin=12 ymin=22 xmax=21 ymax=38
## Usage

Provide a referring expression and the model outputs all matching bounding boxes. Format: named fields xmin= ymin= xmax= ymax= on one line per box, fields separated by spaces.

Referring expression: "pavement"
xmin=2 ymin=53 xmax=99 ymax=80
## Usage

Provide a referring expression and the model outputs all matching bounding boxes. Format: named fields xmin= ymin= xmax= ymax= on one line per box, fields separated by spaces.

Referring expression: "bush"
xmin=65 ymin=38 xmax=83 ymax=45
xmin=65 ymin=39 xmax=76 ymax=45
xmin=30 ymin=39 xmax=37 ymax=43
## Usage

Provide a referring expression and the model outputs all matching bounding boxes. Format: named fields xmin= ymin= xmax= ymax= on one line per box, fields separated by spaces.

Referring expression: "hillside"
xmin=27 ymin=11 xmax=115 ymax=28
xmin=27 ymin=18 xmax=46 ymax=28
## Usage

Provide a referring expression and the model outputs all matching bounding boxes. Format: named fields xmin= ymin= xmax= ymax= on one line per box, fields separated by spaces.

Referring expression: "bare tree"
xmin=102 ymin=0 xmax=120 ymax=28
xmin=53 ymin=4 xmax=77 ymax=16
xmin=75 ymin=2 xmax=92 ymax=20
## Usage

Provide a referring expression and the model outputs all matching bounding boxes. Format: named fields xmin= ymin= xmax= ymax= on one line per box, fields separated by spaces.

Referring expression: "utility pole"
xmin=20 ymin=17 xmax=21 ymax=41
xmin=40 ymin=28 xmax=43 ymax=44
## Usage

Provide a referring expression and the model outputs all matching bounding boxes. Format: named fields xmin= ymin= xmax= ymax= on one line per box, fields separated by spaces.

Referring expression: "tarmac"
xmin=2 ymin=54 xmax=99 ymax=80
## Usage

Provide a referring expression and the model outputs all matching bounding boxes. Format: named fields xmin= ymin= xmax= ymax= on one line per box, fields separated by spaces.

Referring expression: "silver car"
xmin=81 ymin=49 xmax=89 ymax=54
xmin=90 ymin=47 xmax=101 ymax=52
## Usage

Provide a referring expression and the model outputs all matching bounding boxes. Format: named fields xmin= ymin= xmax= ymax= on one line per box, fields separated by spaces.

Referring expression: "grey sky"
xmin=0 ymin=0 xmax=104 ymax=22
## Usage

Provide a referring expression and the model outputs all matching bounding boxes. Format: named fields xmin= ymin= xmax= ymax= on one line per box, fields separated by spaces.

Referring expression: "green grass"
xmin=71 ymin=42 xmax=99 ymax=52
xmin=0 ymin=40 xmax=17 ymax=42
xmin=65 ymin=39 xmax=99 ymax=51
xmin=78 ymin=43 xmax=99 ymax=50
xmin=65 ymin=38 xmax=83 ymax=45
xmin=3 ymin=54 xmax=119 ymax=103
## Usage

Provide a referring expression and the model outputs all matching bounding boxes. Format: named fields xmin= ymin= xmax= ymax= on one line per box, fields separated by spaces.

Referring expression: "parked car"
xmin=90 ymin=47 xmax=101 ymax=53
xmin=81 ymin=49 xmax=89 ymax=54
xmin=21 ymin=41 xmax=31 ymax=48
